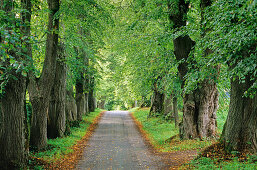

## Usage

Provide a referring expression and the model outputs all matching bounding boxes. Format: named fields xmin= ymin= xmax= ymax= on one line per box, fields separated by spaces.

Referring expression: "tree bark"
xmin=164 ymin=93 xmax=173 ymax=119
xmin=179 ymin=80 xmax=218 ymax=139
xmin=173 ymin=96 xmax=179 ymax=127
xmin=66 ymin=88 xmax=77 ymax=122
xmin=149 ymin=80 xmax=164 ymax=117
xmin=28 ymin=0 xmax=59 ymax=150
xmin=85 ymin=93 xmax=89 ymax=114
xmin=84 ymin=70 xmax=90 ymax=114
xmin=221 ymin=75 xmax=257 ymax=153
xmin=76 ymin=75 xmax=85 ymax=121
xmin=47 ymin=45 xmax=66 ymax=139
xmin=0 ymin=0 xmax=30 ymax=168
xmin=0 ymin=73 xmax=27 ymax=169
xmin=64 ymin=88 xmax=77 ymax=135
xmin=88 ymin=77 xmax=95 ymax=112
xmin=169 ymin=0 xmax=218 ymax=139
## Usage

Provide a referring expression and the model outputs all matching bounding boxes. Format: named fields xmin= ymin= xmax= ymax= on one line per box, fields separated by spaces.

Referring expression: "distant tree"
xmin=149 ymin=77 xmax=165 ymax=117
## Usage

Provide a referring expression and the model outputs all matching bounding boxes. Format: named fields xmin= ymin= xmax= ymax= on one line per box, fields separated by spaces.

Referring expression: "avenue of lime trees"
xmin=0 ymin=0 xmax=256 ymax=169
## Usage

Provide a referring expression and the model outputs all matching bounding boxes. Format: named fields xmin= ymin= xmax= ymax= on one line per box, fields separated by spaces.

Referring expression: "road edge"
xmin=47 ymin=111 xmax=105 ymax=169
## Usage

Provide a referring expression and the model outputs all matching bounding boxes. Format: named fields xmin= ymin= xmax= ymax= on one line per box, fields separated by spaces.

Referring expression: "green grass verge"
xmin=30 ymin=108 xmax=103 ymax=163
xmin=132 ymin=108 xmax=257 ymax=169
xmin=186 ymin=155 xmax=257 ymax=169
xmin=132 ymin=108 xmax=213 ymax=152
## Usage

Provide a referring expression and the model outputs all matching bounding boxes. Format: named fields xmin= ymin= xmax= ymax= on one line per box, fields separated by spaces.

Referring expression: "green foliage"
xmin=198 ymin=0 xmax=257 ymax=96
xmin=0 ymin=5 xmax=35 ymax=95
xmin=95 ymin=0 xmax=181 ymax=107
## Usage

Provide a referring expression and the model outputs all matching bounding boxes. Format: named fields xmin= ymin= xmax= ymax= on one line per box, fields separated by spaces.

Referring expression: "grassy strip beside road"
xmin=130 ymin=107 xmax=213 ymax=152
xmin=30 ymin=109 xmax=104 ymax=169
xmin=131 ymin=108 xmax=257 ymax=169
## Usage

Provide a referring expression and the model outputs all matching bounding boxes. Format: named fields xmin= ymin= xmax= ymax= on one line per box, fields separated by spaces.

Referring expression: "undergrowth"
xmin=184 ymin=142 xmax=257 ymax=169
xmin=131 ymin=108 xmax=257 ymax=169
xmin=131 ymin=107 xmax=213 ymax=152
xmin=29 ymin=109 xmax=103 ymax=167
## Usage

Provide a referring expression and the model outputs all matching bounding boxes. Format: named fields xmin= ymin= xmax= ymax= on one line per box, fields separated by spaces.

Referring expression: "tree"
xmin=0 ymin=0 xmax=30 ymax=168
xmin=203 ymin=0 xmax=257 ymax=153
xmin=168 ymin=0 xmax=218 ymax=139
xmin=149 ymin=77 xmax=165 ymax=117
xmin=28 ymin=0 xmax=60 ymax=150
xmin=47 ymin=44 xmax=67 ymax=139
xmin=88 ymin=76 xmax=96 ymax=112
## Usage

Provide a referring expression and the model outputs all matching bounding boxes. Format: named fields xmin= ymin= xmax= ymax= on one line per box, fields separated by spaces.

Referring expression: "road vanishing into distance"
xmin=76 ymin=111 xmax=196 ymax=169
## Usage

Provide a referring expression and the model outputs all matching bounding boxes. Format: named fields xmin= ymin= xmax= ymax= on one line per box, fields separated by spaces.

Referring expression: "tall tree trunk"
xmin=28 ymin=0 xmax=60 ymax=150
xmin=164 ymin=93 xmax=173 ymax=119
xmin=173 ymin=96 xmax=179 ymax=127
xmin=88 ymin=89 xmax=95 ymax=112
xmin=65 ymin=88 xmax=78 ymax=134
xmin=221 ymin=76 xmax=257 ymax=153
xmin=88 ymin=77 xmax=95 ymax=112
xmin=149 ymin=80 xmax=164 ymax=117
xmin=66 ymin=88 xmax=77 ymax=122
xmin=0 ymin=73 xmax=27 ymax=169
xmin=76 ymin=75 xmax=85 ymax=121
xmin=179 ymin=80 xmax=218 ymax=139
xmin=84 ymin=58 xmax=90 ymax=114
xmin=169 ymin=0 xmax=218 ymax=139
xmin=47 ymin=45 xmax=66 ymax=139
xmin=0 ymin=0 xmax=30 ymax=168
xmin=85 ymin=93 xmax=89 ymax=114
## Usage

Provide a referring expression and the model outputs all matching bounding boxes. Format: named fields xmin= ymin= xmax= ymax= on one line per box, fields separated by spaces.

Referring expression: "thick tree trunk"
xmin=88 ymin=90 xmax=95 ymax=112
xmin=85 ymin=93 xmax=89 ymax=114
xmin=29 ymin=0 xmax=59 ymax=150
xmin=47 ymin=45 xmax=66 ymax=139
xmin=84 ymin=72 xmax=90 ymax=114
xmin=0 ymin=0 xmax=30 ymax=168
xmin=164 ymin=94 xmax=173 ymax=119
xmin=0 ymin=74 xmax=27 ymax=169
xmin=173 ymin=35 xmax=193 ymax=85
xmin=179 ymin=80 xmax=218 ymax=139
xmin=65 ymin=88 xmax=77 ymax=122
xmin=169 ymin=0 xmax=218 ymax=139
xmin=88 ymin=78 xmax=95 ymax=112
xmin=76 ymin=76 xmax=85 ymax=121
xmin=221 ymin=76 xmax=257 ymax=153
xmin=173 ymin=96 xmax=179 ymax=127
xmin=149 ymin=83 xmax=165 ymax=117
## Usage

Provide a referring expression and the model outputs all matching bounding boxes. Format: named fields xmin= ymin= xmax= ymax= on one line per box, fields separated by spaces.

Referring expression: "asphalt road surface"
xmin=76 ymin=111 xmax=171 ymax=169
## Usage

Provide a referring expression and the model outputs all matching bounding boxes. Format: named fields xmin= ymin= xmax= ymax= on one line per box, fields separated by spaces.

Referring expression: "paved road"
xmin=76 ymin=111 xmax=170 ymax=169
